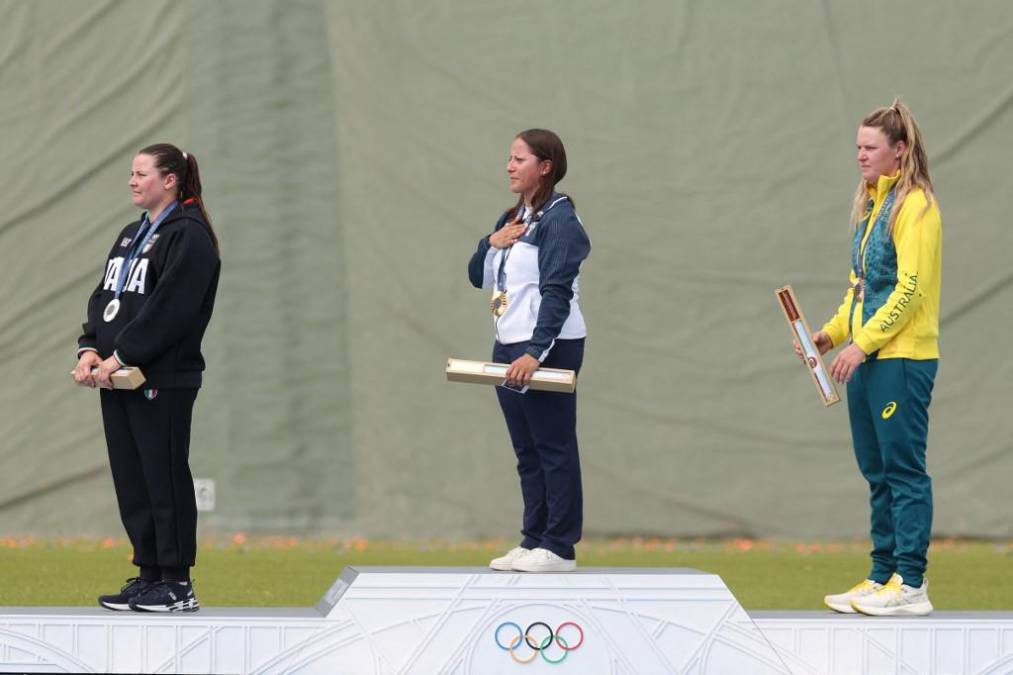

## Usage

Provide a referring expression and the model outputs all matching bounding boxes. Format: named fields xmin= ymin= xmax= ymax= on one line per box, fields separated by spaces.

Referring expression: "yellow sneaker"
xmin=850 ymin=574 xmax=933 ymax=616
xmin=824 ymin=576 xmax=889 ymax=613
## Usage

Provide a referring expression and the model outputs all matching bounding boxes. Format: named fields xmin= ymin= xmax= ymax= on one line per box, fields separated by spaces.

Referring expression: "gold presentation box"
xmin=71 ymin=367 xmax=147 ymax=390
xmin=446 ymin=358 xmax=576 ymax=393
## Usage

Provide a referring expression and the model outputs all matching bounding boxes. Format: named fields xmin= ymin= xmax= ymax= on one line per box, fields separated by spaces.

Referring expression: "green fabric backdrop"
xmin=1 ymin=0 xmax=1009 ymax=539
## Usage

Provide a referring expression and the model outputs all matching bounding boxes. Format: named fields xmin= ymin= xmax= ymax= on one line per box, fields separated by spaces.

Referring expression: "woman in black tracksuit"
xmin=73 ymin=143 xmax=220 ymax=613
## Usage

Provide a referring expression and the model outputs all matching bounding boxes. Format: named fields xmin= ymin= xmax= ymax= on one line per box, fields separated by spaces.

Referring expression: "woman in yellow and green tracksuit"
xmin=814 ymin=99 xmax=942 ymax=616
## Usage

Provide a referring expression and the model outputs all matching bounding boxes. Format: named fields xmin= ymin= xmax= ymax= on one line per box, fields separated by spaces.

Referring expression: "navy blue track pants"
xmin=493 ymin=338 xmax=584 ymax=560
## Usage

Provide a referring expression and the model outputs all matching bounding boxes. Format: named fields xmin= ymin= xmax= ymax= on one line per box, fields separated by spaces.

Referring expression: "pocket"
xmin=903 ymin=359 xmax=937 ymax=407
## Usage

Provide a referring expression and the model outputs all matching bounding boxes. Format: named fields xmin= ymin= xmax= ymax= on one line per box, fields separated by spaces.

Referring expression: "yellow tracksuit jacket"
xmin=822 ymin=173 xmax=942 ymax=359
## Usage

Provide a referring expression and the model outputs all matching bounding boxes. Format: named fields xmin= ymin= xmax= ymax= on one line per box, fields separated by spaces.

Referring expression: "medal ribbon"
xmin=848 ymin=187 xmax=896 ymax=336
xmin=495 ymin=206 xmax=535 ymax=292
xmin=851 ymin=188 xmax=896 ymax=283
xmin=112 ymin=201 xmax=177 ymax=300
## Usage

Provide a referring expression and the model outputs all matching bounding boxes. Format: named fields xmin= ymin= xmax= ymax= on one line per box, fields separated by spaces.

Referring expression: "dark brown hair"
xmin=505 ymin=129 xmax=572 ymax=221
xmin=138 ymin=143 xmax=219 ymax=251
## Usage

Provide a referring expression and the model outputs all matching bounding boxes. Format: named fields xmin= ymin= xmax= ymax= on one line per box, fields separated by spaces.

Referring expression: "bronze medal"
xmin=853 ymin=278 xmax=864 ymax=302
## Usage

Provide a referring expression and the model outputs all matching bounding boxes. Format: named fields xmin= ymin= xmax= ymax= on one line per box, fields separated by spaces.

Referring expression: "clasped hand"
xmin=73 ymin=351 xmax=121 ymax=389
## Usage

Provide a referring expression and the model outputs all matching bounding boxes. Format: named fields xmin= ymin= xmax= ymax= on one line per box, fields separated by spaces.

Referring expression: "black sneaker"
xmin=98 ymin=577 xmax=157 ymax=611
xmin=128 ymin=581 xmax=200 ymax=613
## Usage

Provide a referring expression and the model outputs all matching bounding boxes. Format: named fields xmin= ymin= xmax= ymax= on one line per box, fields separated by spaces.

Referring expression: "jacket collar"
xmin=533 ymin=192 xmax=569 ymax=220
xmin=867 ymin=172 xmax=900 ymax=203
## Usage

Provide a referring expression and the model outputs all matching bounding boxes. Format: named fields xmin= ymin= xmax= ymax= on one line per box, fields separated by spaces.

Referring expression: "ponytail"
xmin=179 ymin=152 xmax=219 ymax=253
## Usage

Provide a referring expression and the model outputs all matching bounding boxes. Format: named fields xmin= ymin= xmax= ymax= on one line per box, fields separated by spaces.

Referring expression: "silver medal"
xmin=103 ymin=299 xmax=121 ymax=322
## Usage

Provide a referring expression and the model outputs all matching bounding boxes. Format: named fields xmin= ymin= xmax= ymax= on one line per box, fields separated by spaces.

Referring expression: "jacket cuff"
xmin=114 ymin=345 xmax=140 ymax=366
xmin=821 ymin=323 xmax=844 ymax=350
xmin=853 ymin=333 xmax=876 ymax=355
xmin=525 ymin=345 xmax=548 ymax=362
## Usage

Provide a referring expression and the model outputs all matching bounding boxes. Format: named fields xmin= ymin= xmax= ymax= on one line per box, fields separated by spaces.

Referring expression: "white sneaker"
xmin=510 ymin=547 xmax=576 ymax=573
xmin=824 ymin=576 xmax=890 ymax=614
xmin=489 ymin=546 xmax=531 ymax=571
xmin=851 ymin=574 xmax=933 ymax=616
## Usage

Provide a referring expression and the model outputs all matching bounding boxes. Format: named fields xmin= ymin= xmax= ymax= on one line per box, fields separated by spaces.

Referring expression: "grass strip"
xmin=1 ymin=537 xmax=1009 ymax=609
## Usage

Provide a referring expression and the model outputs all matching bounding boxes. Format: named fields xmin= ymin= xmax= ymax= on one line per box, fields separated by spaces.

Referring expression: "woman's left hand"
xmin=505 ymin=354 xmax=540 ymax=386
xmin=94 ymin=356 xmax=122 ymax=389
xmin=829 ymin=344 xmax=866 ymax=384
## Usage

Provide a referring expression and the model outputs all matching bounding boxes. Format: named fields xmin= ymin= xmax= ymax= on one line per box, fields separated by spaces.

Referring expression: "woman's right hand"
xmin=489 ymin=219 xmax=527 ymax=249
xmin=792 ymin=331 xmax=833 ymax=362
xmin=73 ymin=350 xmax=103 ymax=388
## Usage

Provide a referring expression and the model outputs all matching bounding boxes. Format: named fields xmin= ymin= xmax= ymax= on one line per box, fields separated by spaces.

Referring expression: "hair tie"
xmin=182 ymin=151 xmax=188 ymax=160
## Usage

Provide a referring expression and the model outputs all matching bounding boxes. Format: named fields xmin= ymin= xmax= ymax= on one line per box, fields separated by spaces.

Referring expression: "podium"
xmin=3 ymin=567 xmax=1013 ymax=673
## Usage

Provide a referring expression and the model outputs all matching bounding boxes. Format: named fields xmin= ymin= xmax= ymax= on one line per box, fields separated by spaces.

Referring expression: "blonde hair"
xmin=849 ymin=98 xmax=936 ymax=233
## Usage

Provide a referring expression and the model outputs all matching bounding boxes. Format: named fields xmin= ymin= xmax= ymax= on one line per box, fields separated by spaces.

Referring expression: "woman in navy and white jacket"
xmin=468 ymin=129 xmax=590 ymax=573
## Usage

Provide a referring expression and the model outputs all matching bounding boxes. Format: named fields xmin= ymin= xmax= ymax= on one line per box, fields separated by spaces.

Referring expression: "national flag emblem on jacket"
xmin=142 ymin=234 xmax=161 ymax=254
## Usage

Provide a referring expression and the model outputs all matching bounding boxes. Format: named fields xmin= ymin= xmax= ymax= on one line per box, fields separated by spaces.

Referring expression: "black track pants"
xmin=100 ymin=387 xmax=198 ymax=572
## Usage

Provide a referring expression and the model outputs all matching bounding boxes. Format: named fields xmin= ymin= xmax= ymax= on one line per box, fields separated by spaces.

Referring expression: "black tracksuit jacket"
xmin=78 ymin=201 xmax=220 ymax=388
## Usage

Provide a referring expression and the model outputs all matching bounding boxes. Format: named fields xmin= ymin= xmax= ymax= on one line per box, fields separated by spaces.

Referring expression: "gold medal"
xmin=490 ymin=290 xmax=508 ymax=317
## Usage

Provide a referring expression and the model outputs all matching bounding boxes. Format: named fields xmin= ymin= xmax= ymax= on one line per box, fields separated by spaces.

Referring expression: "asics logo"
xmin=882 ymin=401 xmax=897 ymax=419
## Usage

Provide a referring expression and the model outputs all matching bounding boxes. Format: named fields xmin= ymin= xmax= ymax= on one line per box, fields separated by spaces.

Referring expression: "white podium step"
xmin=753 ymin=610 xmax=1013 ymax=675
xmin=2 ymin=567 xmax=1012 ymax=674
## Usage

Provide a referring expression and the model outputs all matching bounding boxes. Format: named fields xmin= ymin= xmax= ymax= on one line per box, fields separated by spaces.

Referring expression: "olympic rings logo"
xmin=494 ymin=621 xmax=584 ymax=665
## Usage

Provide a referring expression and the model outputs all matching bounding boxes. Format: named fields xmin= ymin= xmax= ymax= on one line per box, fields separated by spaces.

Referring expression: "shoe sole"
xmin=510 ymin=564 xmax=577 ymax=573
xmin=489 ymin=561 xmax=516 ymax=571
xmin=130 ymin=601 xmax=200 ymax=613
xmin=850 ymin=601 xmax=933 ymax=617
xmin=99 ymin=601 xmax=132 ymax=611
xmin=824 ymin=599 xmax=857 ymax=614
